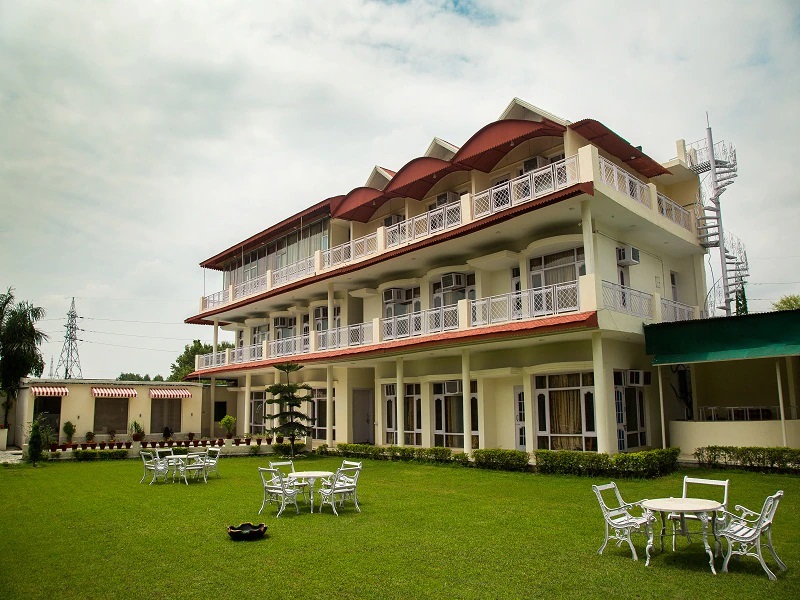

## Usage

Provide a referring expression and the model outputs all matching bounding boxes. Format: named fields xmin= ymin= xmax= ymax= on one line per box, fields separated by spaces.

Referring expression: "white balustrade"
xmin=231 ymin=343 xmax=265 ymax=364
xmin=472 ymin=155 xmax=579 ymax=219
xmin=268 ymin=335 xmax=309 ymax=359
xmin=470 ymin=282 xmax=580 ymax=326
xmin=233 ymin=272 xmax=270 ymax=301
xmin=657 ymin=193 xmax=692 ymax=231
xmin=385 ymin=203 xmax=462 ymax=248
xmin=316 ymin=322 xmax=374 ymax=351
xmin=599 ymin=156 xmax=652 ymax=208
xmin=272 ymin=257 xmax=315 ymax=288
xmin=322 ymin=233 xmax=378 ymax=269
xmin=601 ymin=281 xmax=653 ymax=319
xmin=660 ymin=298 xmax=696 ymax=322
xmin=382 ymin=305 xmax=459 ymax=340
xmin=202 ymin=289 xmax=230 ymax=311
xmin=199 ymin=350 xmax=228 ymax=369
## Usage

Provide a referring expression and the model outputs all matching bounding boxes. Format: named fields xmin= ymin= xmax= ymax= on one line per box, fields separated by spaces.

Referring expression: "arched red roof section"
xmin=383 ymin=156 xmax=468 ymax=200
xmin=452 ymin=119 xmax=567 ymax=172
xmin=331 ymin=186 xmax=385 ymax=222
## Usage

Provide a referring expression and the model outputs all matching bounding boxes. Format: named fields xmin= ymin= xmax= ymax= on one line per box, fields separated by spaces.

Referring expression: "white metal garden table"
xmin=290 ymin=470 xmax=334 ymax=513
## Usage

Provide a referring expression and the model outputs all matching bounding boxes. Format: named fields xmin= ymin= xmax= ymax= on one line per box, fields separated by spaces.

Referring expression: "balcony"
xmin=601 ymin=281 xmax=654 ymax=320
xmin=386 ymin=203 xmax=462 ymax=248
xmin=661 ymin=298 xmax=696 ymax=322
xmin=382 ymin=305 xmax=459 ymax=341
xmin=316 ymin=322 xmax=374 ymax=351
xmin=470 ymin=282 xmax=579 ymax=326
xmin=322 ymin=234 xmax=378 ymax=269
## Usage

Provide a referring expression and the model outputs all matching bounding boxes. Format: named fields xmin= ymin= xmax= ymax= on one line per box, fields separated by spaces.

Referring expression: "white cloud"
xmin=1 ymin=0 xmax=798 ymax=376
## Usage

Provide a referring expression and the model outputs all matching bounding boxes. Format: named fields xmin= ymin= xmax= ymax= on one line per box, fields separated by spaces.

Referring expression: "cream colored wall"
xmin=479 ymin=376 xmax=519 ymax=450
xmin=670 ymin=420 xmax=800 ymax=459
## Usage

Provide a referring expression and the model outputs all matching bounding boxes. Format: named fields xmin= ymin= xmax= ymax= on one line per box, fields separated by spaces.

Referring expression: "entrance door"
xmin=352 ymin=389 xmax=374 ymax=444
xmin=513 ymin=386 xmax=526 ymax=451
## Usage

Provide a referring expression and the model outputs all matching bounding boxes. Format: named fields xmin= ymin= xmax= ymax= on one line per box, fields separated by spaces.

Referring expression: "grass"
xmin=1 ymin=455 xmax=799 ymax=599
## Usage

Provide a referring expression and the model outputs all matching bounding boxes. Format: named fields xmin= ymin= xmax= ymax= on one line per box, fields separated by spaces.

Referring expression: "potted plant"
xmin=99 ymin=439 xmax=107 ymax=450
xmin=130 ymin=421 xmax=144 ymax=442
xmin=220 ymin=415 xmax=236 ymax=439
xmin=63 ymin=421 xmax=76 ymax=449
xmin=275 ymin=434 xmax=284 ymax=444
xmin=85 ymin=431 xmax=95 ymax=449
xmin=255 ymin=434 xmax=263 ymax=447
xmin=266 ymin=434 xmax=273 ymax=445
xmin=233 ymin=436 xmax=241 ymax=446
xmin=244 ymin=431 xmax=252 ymax=445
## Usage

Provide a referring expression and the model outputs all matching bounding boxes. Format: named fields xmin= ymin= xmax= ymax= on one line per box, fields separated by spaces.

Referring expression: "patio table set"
xmin=592 ymin=477 xmax=787 ymax=580
xmin=139 ymin=447 xmax=222 ymax=485
xmin=258 ymin=459 xmax=362 ymax=517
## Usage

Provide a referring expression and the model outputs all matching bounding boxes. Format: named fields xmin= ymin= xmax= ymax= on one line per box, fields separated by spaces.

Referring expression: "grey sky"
xmin=1 ymin=0 xmax=798 ymax=378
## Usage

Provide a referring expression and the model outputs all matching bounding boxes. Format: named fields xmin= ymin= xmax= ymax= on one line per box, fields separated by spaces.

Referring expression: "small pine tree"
xmin=735 ymin=286 xmax=748 ymax=315
xmin=265 ymin=363 xmax=314 ymax=458
xmin=27 ymin=416 xmax=44 ymax=466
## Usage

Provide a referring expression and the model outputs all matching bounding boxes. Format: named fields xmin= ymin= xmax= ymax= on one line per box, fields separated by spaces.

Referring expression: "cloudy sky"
xmin=1 ymin=0 xmax=798 ymax=379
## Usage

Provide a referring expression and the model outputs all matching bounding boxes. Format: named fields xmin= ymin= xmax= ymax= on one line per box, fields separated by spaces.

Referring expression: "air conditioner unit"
xmin=274 ymin=317 xmax=290 ymax=328
xmin=383 ymin=288 xmax=405 ymax=303
xmin=444 ymin=380 xmax=463 ymax=394
xmin=523 ymin=156 xmax=550 ymax=173
xmin=626 ymin=370 xmax=645 ymax=387
xmin=441 ymin=272 xmax=465 ymax=290
xmin=617 ymin=245 xmax=641 ymax=266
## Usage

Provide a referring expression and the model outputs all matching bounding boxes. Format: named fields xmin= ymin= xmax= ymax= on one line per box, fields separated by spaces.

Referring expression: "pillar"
xmin=592 ymin=332 xmax=617 ymax=455
xmin=243 ymin=372 xmax=252 ymax=437
xmin=396 ymin=357 xmax=404 ymax=447
xmin=462 ymin=350 xmax=471 ymax=453
xmin=326 ymin=365 xmax=334 ymax=447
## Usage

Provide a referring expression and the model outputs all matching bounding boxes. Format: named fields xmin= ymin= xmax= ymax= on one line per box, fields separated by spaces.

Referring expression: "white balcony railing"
xmin=386 ymin=203 xmax=462 ymax=248
xmin=322 ymin=233 xmax=378 ymax=269
xmin=657 ymin=193 xmax=692 ymax=231
xmin=231 ymin=343 xmax=264 ymax=364
xmin=268 ymin=335 xmax=309 ymax=359
xmin=202 ymin=289 xmax=230 ymax=311
xmin=470 ymin=282 xmax=579 ymax=326
xmin=661 ymin=298 xmax=696 ymax=322
xmin=316 ymin=322 xmax=374 ymax=351
xmin=199 ymin=350 xmax=228 ymax=369
xmin=472 ymin=155 xmax=579 ymax=219
xmin=601 ymin=281 xmax=654 ymax=319
xmin=382 ymin=305 xmax=459 ymax=340
xmin=272 ymin=257 xmax=315 ymax=288
xmin=599 ymin=156 xmax=651 ymax=208
xmin=233 ymin=273 xmax=270 ymax=301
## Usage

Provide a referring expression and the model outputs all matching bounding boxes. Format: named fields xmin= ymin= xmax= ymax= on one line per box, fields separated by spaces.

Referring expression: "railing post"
xmin=647 ymin=182 xmax=659 ymax=217
xmin=578 ymin=275 xmax=596 ymax=312
xmin=314 ymin=250 xmax=323 ymax=273
xmin=194 ymin=354 xmax=200 ymax=372
xmin=376 ymin=226 xmax=386 ymax=253
xmin=309 ymin=330 xmax=318 ymax=353
xmin=372 ymin=317 xmax=382 ymax=343
xmin=199 ymin=297 xmax=206 ymax=312
xmin=224 ymin=348 xmax=232 ymax=366
xmin=653 ymin=292 xmax=663 ymax=322
xmin=262 ymin=340 xmax=269 ymax=359
xmin=457 ymin=298 xmax=470 ymax=330
xmin=460 ymin=192 xmax=473 ymax=224
xmin=228 ymin=285 xmax=234 ymax=303
xmin=578 ymin=145 xmax=598 ymax=184
xmin=676 ymin=139 xmax=688 ymax=164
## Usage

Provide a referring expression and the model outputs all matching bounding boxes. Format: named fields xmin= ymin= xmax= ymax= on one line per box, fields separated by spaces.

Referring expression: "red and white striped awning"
xmin=149 ymin=388 xmax=192 ymax=399
xmin=91 ymin=387 xmax=138 ymax=398
xmin=30 ymin=386 xmax=69 ymax=397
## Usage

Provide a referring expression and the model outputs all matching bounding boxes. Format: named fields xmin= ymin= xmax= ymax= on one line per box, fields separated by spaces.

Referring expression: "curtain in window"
xmin=444 ymin=396 xmax=463 ymax=433
xmin=549 ymin=389 xmax=581 ymax=435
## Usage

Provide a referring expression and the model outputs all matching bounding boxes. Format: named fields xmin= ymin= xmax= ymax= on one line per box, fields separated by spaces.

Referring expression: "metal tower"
xmin=685 ymin=120 xmax=748 ymax=316
xmin=56 ymin=298 xmax=83 ymax=378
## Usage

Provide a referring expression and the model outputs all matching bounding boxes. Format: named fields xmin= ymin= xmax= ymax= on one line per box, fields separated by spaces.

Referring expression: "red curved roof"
xmin=570 ymin=119 xmax=671 ymax=178
xmin=452 ymin=119 xmax=567 ymax=172
xmin=331 ymin=186 xmax=385 ymax=222
xmin=384 ymin=156 xmax=468 ymax=200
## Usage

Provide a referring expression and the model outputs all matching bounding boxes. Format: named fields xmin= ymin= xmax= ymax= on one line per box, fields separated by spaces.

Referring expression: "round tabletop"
xmin=642 ymin=497 xmax=723 ymax=513
xmin=291 ymin=470 xmax=334 ymax=479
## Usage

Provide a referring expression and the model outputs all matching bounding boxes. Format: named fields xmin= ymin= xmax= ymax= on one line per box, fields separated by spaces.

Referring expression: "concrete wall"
xmin=670 ymin=420 xmax=800 ymax=459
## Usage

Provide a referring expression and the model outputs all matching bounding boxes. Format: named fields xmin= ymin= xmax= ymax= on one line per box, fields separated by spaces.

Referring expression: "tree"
xmin=27 ymin=416 xmax=44 ymax=466
xmin=168 ymin=339 xmax=234 ymax=381
xmin=773 ymin=294 xmax=800 ymax=311
xmin=735 ymin=287 xmax=748 ymax=315
xmin=117 ymin=373 xmax=153 ymax=381
xmin=265 ymin=363 xmax=313 ymax=457
xmin=0 ymin=288 xmax=48 ymax=427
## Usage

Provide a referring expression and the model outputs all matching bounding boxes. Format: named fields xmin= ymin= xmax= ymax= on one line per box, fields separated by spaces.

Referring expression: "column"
xmin=592 ymin=332 xmax=617 ymax=455
xmin=396 ymin=357 xmax=404 ymax=447
xmin=580 ymin=200 xmax=595 ymax=276
xmin=212 ymin=318 xmax=219 ymax=355
xmin=327 ymin=282 xmax=335 ymax=341
xmin=209 ymin=376 xmax=217 ymax=437
xmin=326 ymin=365 xmax=334 ymax=447
xmin=374 ymin=369 xmax=383 ymax=446
xmin=523 ymin=374 xmax=535 ymax=455
xmin=777 ymin=360 xmax=787 ymax=447
xmin=461 ymin=350 xmax=471 ymax=454
xmin=658 ymin=366 xmax=667 ymax=449
xmin=243 ymin=372 xmax=252 ymax=437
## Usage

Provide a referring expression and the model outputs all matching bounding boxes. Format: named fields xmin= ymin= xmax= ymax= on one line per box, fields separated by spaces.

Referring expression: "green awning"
xmin=644 ymin=310 xmax=800 ymax=366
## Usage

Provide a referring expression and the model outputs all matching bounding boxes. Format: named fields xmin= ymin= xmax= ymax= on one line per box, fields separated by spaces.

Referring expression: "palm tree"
xmin=0 ymin=288 xmax=48 ymax=427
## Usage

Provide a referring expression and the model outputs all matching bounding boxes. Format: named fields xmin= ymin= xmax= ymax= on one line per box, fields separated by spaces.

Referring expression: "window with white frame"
xmin=433 ymin=380 xmax=476 ymax=448
xmin=613 ymin=371 xmax=647 ymax=451
xmin=403 ymin=383 xmax=422 ymax=446
xmin=535 ymin=372 xmax=596 ymax=451
xmin=309 ymin=388 xmax=335 ymax=441
xmin=431 ymin=273 xmax=475 ymax=308
xmin=528 ymin=247 xmax=585 ymax=289
xmin=93 ymin=398 xmax=128 ymax=435
xmin=150 ymin=398 xmax=180 ymax=436
xmin=252 ymin=325 xmax=269 ymax=346
xmin=384 ymin=384 xmax=397 ymax=445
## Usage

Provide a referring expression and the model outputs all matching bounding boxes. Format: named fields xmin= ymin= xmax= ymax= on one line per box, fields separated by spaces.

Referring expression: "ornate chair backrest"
xmin=269 ymin=460 xmax=296 ymax=478
xmin=141 ymin=451 xmax=155 ymax=465
xmin=592 ymin=482 xmax=628 ymax=523
xmin=755 ymin=491 xmax=784 ymax=531
xmin=259 ymin=467 xmax=286 ymax=489
xmin=335 ymin=467 xmax=361 ymax=489
xmin=206 ymin=447 xmax=221 ymax=461
xmin=683 ymin=476 xmax=729 ymax=509
xmin=155 ymin=447 xmax=174 ymax=460
xmin=342 ymin=460 xmax=362 ymax=470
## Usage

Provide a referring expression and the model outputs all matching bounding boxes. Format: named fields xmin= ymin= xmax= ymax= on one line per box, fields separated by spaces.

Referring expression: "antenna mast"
xmin=55 ymin=298 xmax=83 ymax=378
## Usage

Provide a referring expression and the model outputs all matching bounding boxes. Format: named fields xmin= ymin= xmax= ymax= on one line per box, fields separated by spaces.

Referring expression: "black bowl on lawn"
xmin=227 ymin=522 xmax=267 ymax=541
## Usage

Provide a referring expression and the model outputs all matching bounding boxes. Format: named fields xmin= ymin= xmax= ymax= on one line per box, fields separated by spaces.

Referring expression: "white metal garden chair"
xmin=667 ymin=476 xmax=729 ymax=551
xmin=139 ymin=451 xmax=169 ymax=485
xmin=719 ymin=490 xmax=786 ymax=581
xmin=175 ymin=453 xmax=208 ymax=485
xmin=319 ymin=466 xmax=361 ymax=516
xmin=592 ymin=482 xmax=651 ymax=561
xmin=204 ymin=447 xmax=222 ymax=478
xmin=270 ymin=460 xmax=309 ymax=501
xmin=321 ymin=460 xmax=362 ymax=487
xmin=258 ymin=467 xmax=301 ymax=517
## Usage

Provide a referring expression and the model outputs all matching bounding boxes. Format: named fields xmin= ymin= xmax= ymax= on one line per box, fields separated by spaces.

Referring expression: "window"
xmin=94 ymin=398 xmax=128 ymax=434
xmin=213 ymin=401 xmax=227 ymax=422
xmin=384 ymin=384 xmax=396 ymax=444
xmin=614 ymin=371 xmax=647 ymax=451
xmin=670 ymin=271 xmax=678 ymax=302
xmin=33 ymin=396 xmax=62 ymax=436
xmin=151 ymin=399 xmax=180 ymax=435
xmin=250 ymin=391 xmax=267 ymax=435
xmin=534 ymin=372 xmax=596 ymax=451
xmin=433 ymin=380 xmax=475 ymax=448
xmin=529 ymin=247 xmax=584 ymax=288
xmin=309 ymin=388 xmax=335 ymax=440
xmin=403 ymin=384 xmax=422 ymax=445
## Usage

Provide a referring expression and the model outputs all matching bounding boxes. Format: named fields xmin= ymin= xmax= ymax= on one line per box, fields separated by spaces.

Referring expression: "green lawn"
xmin=1 ymin=455 xmax=798 ymax=599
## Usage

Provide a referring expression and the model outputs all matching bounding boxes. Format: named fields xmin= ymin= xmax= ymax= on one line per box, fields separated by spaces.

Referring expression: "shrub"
xmin=27 ymin=417 xmax=45 ymax=466
xmin=272 ymin=442 xmax=305 ymax=457
xmin=693 ymin=446 xmax=800 ymax=473
xmin=73 ymin=449 xmax=99 ymax=461
xmin=62 ymin=421 xmax=76 ymax=443
xmin=314 ymin=444 xmax=329 ymax=456
xmin=472 ymin=449 xmax=530 ymax=471
xmin=414 ymin=447 xmax=452 ymax=463
xmin=533 ymin=448 xmax=680 ymax=478
xmin=452 ymin=452 xmax=471 ymax=466
xmin=219 ymin=415 xmax=236 ymax=438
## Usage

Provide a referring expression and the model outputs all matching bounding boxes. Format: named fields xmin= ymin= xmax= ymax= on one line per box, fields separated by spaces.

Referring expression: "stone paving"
xmin=0 ymin=448 xmax=23 ymax=464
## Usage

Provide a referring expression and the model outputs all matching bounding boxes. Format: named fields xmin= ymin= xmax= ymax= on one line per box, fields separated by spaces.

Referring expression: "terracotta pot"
xmin=266 ymin=438 xmax=273 ymax=445
xmin=234 ymin=438 xmax=241 ymax=446
xmin=99 ymin=442 xmax=107 ymax=449
xmin=125 ymin=441 xmax=132 ymax=449
xmin=159 ymin=441 xmax=166 ymax=448
xmin=218 ymin=438 xmax=224 ymax=446
xmin=255 ymin=439 xmax=262 ymax=446
xmin=59 ymin=444 xmax=67 ymax=451
xmin=89 ymin=443 xmax=97 ymax=449
xmin=200 ymin=440 xmax=207 ymax=447
xmin=50 ymin=443 xmax=58 ymax=452
xmin=81 ymin=443 xmax=90 ymax=449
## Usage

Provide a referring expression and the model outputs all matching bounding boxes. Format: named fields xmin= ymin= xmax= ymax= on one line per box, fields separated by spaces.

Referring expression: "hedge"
xmin=73 ymin=449 xmax=129 ymax=461
xmin=693 ymin=446 xmax=800 ymax=473
xmin=472 ymin=449 xmax=530 ymax=471
xmin=533 ymin=448 xmax=680 ymax=478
